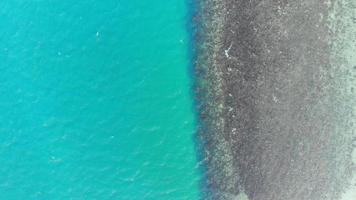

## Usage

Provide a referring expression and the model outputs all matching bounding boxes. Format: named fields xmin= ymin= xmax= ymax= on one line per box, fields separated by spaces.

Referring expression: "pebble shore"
xmin=195 ymin=1 xmax=356 ymax=199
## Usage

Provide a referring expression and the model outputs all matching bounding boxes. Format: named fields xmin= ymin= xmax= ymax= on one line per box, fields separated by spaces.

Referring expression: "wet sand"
xmin=195 ymin=1 xmax=356 ymax=199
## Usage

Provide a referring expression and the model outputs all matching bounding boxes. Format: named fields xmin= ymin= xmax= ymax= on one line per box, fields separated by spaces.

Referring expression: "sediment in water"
xmin=194 ymin=1 xmax=356 ymax=199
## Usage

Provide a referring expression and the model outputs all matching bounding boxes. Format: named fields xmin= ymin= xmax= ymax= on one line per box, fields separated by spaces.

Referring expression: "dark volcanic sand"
xmin=195 ymin=1 xmax=356 ymax=200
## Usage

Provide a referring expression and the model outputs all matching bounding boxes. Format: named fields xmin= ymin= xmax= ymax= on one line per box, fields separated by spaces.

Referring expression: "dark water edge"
xmin=185 ymin=0 xmax=213 ymax=199
xmin=185 ymin=0 xmax=208 ymax=200
xmin=191 ymin=0 xmax=236 ymax=199
xmin=186 ymin=0 xmax=232 ymax=198
xmin=193 ymin=0 xmax=356 ymax=200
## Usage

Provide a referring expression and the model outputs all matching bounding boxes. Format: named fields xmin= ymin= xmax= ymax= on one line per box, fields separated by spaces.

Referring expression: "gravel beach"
xmin=195 ymin=1 xmax=356 ymax=199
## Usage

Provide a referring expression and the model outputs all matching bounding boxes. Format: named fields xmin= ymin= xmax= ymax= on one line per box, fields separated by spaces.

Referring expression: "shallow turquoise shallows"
xmin=0 ymin=1 xmax=201 ymax=199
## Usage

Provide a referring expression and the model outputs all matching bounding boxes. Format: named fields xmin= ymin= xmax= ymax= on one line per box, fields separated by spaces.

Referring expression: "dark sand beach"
xmin=195 ymin=1 xmax=356 ymax=199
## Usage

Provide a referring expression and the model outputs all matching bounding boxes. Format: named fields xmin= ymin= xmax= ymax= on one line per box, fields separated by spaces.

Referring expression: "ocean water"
xmin=0 ymin=1 xmax=201 ymax=199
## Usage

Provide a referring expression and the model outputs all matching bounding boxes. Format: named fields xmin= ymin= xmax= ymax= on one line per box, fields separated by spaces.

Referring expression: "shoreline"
xmin=195 ymin=1 xmax=356 ymax=199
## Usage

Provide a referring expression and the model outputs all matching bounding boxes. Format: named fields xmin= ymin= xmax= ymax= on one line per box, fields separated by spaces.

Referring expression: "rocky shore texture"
xmin=194 ymin=1 xmax=356 ymax=200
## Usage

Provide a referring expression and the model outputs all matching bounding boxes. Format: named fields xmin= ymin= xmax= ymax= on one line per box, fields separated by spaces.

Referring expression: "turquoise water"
xmin=0 ymin=1 xmax=201 ymax=199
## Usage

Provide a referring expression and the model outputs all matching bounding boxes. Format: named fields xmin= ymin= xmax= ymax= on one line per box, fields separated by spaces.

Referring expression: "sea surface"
xmin=0 ymin=1 xmax=201 ymax=199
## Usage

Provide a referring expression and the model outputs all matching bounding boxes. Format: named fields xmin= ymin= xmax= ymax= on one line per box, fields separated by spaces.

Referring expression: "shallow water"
xmin=0 ymin=1 xmax=201 ymax=199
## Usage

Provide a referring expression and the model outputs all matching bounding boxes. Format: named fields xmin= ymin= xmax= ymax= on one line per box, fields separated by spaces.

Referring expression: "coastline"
xmin=195 ymin=1 xmax=356 ymax=199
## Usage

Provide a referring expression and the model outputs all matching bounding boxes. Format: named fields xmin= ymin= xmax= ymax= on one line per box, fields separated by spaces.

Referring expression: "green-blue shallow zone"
xmin=0 ymin=1 xmax=201 ymax=199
